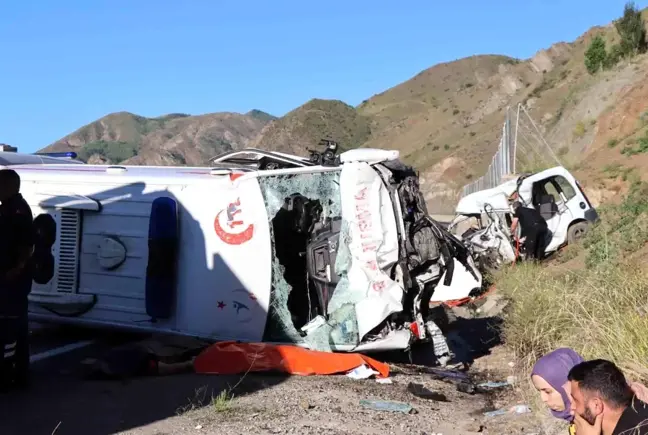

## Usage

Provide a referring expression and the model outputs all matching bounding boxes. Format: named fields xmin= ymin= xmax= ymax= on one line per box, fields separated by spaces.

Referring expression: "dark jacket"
xmin=514 ymin=206 xmax=548 ymax=237
xmin=0 ymin=193 xmax=34 ymax=316
xmin=613 ymin=396 xmax=648 ymax=434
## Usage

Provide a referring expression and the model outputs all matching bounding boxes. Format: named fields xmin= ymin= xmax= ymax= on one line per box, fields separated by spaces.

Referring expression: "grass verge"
xmin=496 ymin=180 xmax=648 ymax=387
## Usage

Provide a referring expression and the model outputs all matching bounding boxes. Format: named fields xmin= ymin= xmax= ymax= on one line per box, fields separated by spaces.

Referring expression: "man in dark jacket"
xmin=568 ymin=359 xmax=648 ymax=435
xmin=510 ymin=200 xmax=549 ymax=261
xmin=0 ymin=169 xmax=34 ymax=390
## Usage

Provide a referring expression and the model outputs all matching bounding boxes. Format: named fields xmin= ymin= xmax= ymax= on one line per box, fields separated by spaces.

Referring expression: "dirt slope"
xmin=34 ymin=9 xmax=648 ymax=212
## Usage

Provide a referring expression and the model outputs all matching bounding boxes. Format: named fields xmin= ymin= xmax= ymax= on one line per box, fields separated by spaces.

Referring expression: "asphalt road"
xmin=0 ymin=322 xmax=155 ymax=434
xmin=25 ymin=321 xmax=139 ymax=371
xmin=0 ymin=322 xmax=293 ymax=435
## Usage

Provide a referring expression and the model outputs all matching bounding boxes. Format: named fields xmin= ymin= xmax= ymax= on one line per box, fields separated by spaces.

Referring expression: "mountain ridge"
xmin=32 ymin=6 xmax=648 ymax=212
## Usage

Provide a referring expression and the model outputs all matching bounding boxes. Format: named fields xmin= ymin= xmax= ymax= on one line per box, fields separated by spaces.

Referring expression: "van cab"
xmin=450 ymin=166 xmax=598 ymax=263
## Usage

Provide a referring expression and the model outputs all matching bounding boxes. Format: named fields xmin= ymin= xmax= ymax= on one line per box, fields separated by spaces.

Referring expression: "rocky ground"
xmin=118 ymin=346 xmax=560 ymax=435
xmin=0 ymin=295 xmax=565 ymax=435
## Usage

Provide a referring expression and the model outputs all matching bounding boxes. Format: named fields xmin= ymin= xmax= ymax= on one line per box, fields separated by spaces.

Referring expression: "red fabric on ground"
xmin=193 ymin=341 xmax=390 ymax=378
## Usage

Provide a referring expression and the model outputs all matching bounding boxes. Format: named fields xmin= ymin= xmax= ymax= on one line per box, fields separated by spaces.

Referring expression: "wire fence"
xmin=460 ymin=103 xmax=562 ymax=198
xmin=460 ymin=107 xmax=515 ymax=197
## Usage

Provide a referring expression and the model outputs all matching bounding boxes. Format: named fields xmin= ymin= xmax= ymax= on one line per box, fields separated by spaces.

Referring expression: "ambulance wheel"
xmin=567 ymin=222 xmax=589 ymax=244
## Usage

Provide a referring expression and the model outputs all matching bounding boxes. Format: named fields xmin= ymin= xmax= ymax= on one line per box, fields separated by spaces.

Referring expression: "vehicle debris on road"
xmin=483 ymin=404 xmax=531 ymax=417
xmin=359 ymin=399 xmax=416 ymax=414
xmin=346 ymin=364 xmax=380 ymax=380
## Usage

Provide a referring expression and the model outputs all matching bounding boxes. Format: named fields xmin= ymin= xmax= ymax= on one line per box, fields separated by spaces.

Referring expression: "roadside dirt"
xmin=162 ymin=374 xmax=526 ymax=434
xmin=3 ymin=351 xmax=549 ymax=435
xmin=0 ymin=300 xmax=565 ymax=435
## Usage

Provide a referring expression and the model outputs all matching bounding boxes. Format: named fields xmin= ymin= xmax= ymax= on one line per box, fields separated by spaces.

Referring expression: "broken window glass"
xmin=258 ymin=164 xmax=402 ymax=352
xmin=259 ymin=171 xmax=345 ymax=348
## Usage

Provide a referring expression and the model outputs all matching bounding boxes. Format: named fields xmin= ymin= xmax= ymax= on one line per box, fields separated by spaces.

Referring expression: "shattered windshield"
xmin=258 ymin=171 xmax=350 ymax=350
xmin=257 ymin=164 xmax=403 ymax=352
xmin=259 ymin=171 xmax=342 ymax=220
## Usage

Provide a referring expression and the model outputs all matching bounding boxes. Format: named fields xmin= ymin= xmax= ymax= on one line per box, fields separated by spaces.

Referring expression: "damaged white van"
xmin=12 ymin=145 xmax=481 ymax=353
xmin=450 ymin=166 xmax=599 ymax=268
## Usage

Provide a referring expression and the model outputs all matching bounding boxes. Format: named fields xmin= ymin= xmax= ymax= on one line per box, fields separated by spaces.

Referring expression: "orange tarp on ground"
xmin=193 ymin=341 xmax=390 ymax=378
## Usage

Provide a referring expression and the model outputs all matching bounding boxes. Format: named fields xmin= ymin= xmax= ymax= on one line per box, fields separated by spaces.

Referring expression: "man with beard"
xmin=568 ymin=359 xmax=648 ymax=435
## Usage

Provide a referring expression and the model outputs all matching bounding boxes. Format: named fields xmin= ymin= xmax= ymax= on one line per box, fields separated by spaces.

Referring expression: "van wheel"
xmin=567 ymin=222 xmax=589 ymax=244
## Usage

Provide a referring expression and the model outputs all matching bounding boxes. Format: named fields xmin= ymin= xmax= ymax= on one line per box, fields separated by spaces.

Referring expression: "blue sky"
xmin=0 ymin=0 xmax=644 ymax=152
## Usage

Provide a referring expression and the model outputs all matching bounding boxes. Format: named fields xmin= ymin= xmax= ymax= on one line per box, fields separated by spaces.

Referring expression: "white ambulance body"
xmin=3 ymin=148 xmax=482 ymax=353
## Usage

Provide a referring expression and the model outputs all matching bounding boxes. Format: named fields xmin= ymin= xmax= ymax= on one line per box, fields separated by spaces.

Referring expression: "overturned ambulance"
xmin=11 ymin=145 xmax=481 ymax=353
xmin=449 ymin=166 xmax=598 ymax=269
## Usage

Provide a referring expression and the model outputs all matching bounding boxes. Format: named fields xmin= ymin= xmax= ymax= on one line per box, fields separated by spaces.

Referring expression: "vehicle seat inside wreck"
xmin=537 ymin=194 xmax=559 ymax=220
xmin=271 ymin=192 xmax=340 ymax=330
xmin=531 ymin=181 xmax=560 ymax=221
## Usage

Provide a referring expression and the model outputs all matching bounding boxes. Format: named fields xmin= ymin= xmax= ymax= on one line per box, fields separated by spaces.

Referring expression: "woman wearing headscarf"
xmin=531 ymin=348 xmax=648 ymax=434
xmin=531 ymin=348 xmax=584 ymax=434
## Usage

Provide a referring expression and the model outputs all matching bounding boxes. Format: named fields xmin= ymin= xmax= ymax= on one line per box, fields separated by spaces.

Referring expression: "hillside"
xmin=35 ymin=6 xmax=648 ymax=212
xmin=40 ymin=111 xmax=275 ymax=166
xmin=251 ymin=99 xmax=371 ymax=154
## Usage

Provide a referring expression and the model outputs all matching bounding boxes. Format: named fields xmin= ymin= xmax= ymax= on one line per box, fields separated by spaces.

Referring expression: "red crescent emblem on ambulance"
xmin=214 ymin=198 xmax=254 ymax=245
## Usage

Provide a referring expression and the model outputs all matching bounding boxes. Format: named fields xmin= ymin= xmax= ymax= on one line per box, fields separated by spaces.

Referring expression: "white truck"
xmin=3 ymin=145 xmax=483 ymax=354
xmin=449 ymin=166 xmax=599 ymax=268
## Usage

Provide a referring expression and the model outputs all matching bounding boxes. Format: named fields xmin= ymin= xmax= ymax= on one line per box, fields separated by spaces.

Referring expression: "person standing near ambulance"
xmin=0 ymin=169 xmax=34 ymax=390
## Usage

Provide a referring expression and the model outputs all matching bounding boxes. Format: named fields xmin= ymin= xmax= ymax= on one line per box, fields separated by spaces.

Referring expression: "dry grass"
xmin=176 ymin=383 xmax=238 ymax=415
xmin=496 ymin=181 xmax=648 ymax=391
xmin=498 ymin=264 xmax=648 ymax=381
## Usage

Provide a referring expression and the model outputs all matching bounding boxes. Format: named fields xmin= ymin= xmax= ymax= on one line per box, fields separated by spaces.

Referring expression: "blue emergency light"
xmin=145 ymin=196 xmax=179 ymax=321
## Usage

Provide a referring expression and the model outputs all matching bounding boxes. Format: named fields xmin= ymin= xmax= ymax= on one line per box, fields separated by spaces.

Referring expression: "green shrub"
xmin=573 ymin=121 xmax=587 ymax=138
xmin=605 ymin=43 xmax=625 ymax=68
xmin=78 ymin=140 xmax=139 ymax=163
xmin=621 ymin=131 xmax=648 ymax=155
xmin=615 ymin=2 xmax=648 ymax=56
xmin=584 ymin=35 xmax=608 ymax=74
